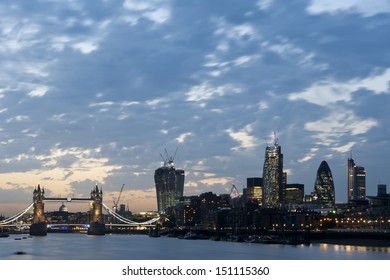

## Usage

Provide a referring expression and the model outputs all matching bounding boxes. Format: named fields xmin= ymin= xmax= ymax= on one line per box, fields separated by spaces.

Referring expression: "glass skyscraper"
xmin=347 ymin=156 xmax=366 ymax=202
xmin=262 ymin=138 xmax=283 ymax=208
xmin=154 ymin=157 xmax=185 ymax=213
xmin=313 ymin=160 xmax=335 ymax=208
xmin=347 ymin=157 xmax=355 ymax=203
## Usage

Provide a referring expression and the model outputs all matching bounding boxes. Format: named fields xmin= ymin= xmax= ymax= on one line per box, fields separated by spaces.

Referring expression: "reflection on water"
xmin=1 ymin=233 xmax=390 ymax=260
xmin=320 ymin=243 xmax=390 ymax=253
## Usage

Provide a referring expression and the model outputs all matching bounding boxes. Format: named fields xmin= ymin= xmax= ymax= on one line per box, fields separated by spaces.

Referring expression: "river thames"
xmin=1 ymin=233 xmax=389 ymax=260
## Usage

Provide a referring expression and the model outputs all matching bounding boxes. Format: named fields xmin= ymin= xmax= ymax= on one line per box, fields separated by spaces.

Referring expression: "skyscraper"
xmin=347 ymin=157 xmax=355 ymax=203
xmin=154 ymin=151 xmax=185 ymax=213
xmin=347 ymin=156 xmax=366 ymax=202
xmin=313 ymin=160 xmax=335 ymax=208
xmin=262 ymin=136 xmax=283 ymax=208
xmin=353 ymin=166 xmax=366 ymax=200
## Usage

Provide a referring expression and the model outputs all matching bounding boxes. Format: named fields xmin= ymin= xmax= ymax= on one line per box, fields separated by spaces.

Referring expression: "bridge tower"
xmin=88 ymin=185 xmax=105 ymax=235
xmin=30 ymin=184 xmax=47 ymax=236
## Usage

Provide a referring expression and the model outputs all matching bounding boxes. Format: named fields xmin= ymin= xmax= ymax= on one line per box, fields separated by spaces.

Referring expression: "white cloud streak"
xmin=289 ymin=68 xmax=390 ymax=106
xmin=307 ymin=0 xmax=390 ymax=17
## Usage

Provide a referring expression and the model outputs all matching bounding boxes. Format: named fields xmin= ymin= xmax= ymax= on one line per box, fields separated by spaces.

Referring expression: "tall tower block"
xmin=154 ymin=149 xmax=185 ymax=213
xmin=314 ymin=160 xmax=335 ymax=208
xmin=262 ymin=135 xmax=284 ymax=208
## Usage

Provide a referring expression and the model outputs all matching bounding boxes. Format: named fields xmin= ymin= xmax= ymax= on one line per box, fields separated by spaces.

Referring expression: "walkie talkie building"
xmin=154 ymin=151 xmax=185 ymax=213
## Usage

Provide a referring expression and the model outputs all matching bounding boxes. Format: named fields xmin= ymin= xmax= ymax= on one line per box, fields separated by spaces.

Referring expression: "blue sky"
xmin=1 ymin=0 xmax=390 ymax=215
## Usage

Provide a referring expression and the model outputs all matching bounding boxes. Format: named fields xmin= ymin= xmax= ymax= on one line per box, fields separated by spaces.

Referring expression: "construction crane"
xmin=230 ymin=184 xmax=244 ymax=208
xmin=113 ymin=184 xmax=125 ymax=212
xmin=230 ymin=184 xmax=241 ymax=198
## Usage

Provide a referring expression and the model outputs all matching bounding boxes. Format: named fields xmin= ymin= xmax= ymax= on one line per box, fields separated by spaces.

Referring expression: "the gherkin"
xmin=313 ymin=160 xmax=335 ymax=208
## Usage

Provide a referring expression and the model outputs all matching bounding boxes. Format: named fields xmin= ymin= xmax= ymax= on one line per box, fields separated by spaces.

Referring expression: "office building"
xmin=347 ymin=157 xmax=355 ymax=202
xmin=353 ymin=166 xmax=366 ymax=201
xmin=262 ymin=136 xmax=283 ymax=208
xmin=284 ymin=184 xmax=304 ymax=205
xmin=154 ymin=153 xmax=185 ymax=213
xmin=313 ymin=160 xmax=335 ymax=208
xmin=347 ymin=156 xmax=366 ymax=202
xmin=246 ymin=177 xmax=263 ymax=206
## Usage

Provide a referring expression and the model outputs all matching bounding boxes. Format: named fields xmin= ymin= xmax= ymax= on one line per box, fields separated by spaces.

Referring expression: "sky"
xmin=1 ymin=0 xmax=390 ymax=216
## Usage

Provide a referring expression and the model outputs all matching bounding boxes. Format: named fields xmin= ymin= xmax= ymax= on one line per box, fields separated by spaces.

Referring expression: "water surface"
xmin=1 ymin=233 xmax=389 ymax=260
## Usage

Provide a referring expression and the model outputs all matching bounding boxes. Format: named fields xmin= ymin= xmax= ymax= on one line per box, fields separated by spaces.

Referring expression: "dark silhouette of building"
xmin=313 ymin=160 xmax=335 ymax=208
xmin=367 ymin=184 xmax=390 ymax=212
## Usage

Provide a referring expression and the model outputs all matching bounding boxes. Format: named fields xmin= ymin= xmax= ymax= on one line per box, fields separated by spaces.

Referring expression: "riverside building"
xmin=347 ymin=156 xmax=366 ymax=202
xmin=313 ymin=160 xmax=335 ymax=208
xmin=262 ymin=135 xmax=284 ymax=208
xmin=154 ymin=151 xmax=185 ymax=213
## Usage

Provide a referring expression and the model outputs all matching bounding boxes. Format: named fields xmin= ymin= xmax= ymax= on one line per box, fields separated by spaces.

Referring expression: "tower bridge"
xmin=0 ymin=184 xmax=160 ymax=236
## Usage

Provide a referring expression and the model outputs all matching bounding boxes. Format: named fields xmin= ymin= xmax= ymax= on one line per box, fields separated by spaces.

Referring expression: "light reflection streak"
xmin=319 ymin=243 xmax=390 ymax=253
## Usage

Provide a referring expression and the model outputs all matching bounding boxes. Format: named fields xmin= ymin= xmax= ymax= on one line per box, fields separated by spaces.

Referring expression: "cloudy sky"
xmin=1 ymin=0 xmax=390 ymax=216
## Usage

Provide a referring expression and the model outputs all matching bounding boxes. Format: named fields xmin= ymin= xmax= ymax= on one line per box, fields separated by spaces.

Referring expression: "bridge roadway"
xmin=44 ymin=197 xmax=91 ymax=202
xmin=5 ymin=223 xmax=155 ymax=228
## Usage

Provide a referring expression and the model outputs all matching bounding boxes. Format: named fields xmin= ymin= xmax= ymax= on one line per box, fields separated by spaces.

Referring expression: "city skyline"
xmin=1 ymin=0 xmax=390 ymax=216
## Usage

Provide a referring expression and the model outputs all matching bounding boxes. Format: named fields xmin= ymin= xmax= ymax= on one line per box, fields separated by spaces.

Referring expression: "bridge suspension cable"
xmin=102 ymin=203 xmax=160 ymax=225
xmin=0 ymin=203 xmax=34 ymax=225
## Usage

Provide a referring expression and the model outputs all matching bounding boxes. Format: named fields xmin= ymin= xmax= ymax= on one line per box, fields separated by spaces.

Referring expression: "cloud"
xmin=203 ymin=54 xmax=261 ymax=77
xmin=6 ymin=115 xmax=29 ymax=123
xmin=257 ymin=0 xmax=274 ymax=11
xmin=288 ymin=68 xmax=390 ymax=106
xmin=175 ymin=132 xmax=193 ymax=144
xmin=265 ymin=38 xmax=328 ymax=70
xmin=199 ymin=177 xmax=232 ymax=186
xmin=214 ymin=19 xmax=259 ymax=42
xmin=185 ymin=82 xmax=243 ymax=102
xmin=298 ymin=148 xmax=319 ymax=163
xmin=304 ymin=109 xmax=378 ymax=147
xmin=28 ymin=86 xmax=50 ymax=98
xmin=307 ymin=0 xmax=390 ymax=17
xmin=331 ymin=142 xmax=357 ymax=153
xmin=122 ymin=0 xmax=171 ymax=25
xmin=72 ymin=41 xmax=99 ymax=54
xmin=0 ymin=0 xmax=390 ymax=214
xmin=226 ymin=124 xmax=260 ymax=151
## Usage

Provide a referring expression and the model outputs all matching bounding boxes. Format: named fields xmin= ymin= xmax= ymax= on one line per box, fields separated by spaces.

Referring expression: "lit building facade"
xmin=347 ymin=157 xmax=355 ymax=203
xmin=353 ymin=166 xmax=366 ymax=200
xmin=154 ymin=158 xmax=185 ymax=213
xmin=284 ymin=183 xmax=304 ymax=205
xmin=348 ymin=157 xmax=366 ymax=202
xmin=313 ymin=160 xmax=335 ymax=208
xmin=246 ymin=177 xmax=263 ymax=206
xmin=262 ymin=138 xmax=283 ymax=208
